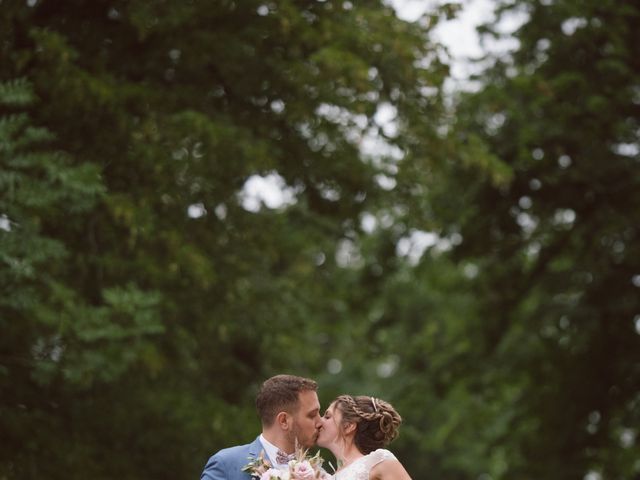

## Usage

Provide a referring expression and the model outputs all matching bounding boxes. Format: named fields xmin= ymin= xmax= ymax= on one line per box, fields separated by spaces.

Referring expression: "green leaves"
xmin=457 ymin=133 xmax=514 ymax=187
xmin=0 ymin=78 xmax=34 ymax=107
xmin=428 ymin=1 xmax=640 ymax=478
xmin=0 ymin=2 xmax=458 ymax=477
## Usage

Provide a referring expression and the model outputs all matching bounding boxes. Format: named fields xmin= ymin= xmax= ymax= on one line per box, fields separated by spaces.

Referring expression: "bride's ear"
xmin=343 ymin=422 xmax=356 ymax=435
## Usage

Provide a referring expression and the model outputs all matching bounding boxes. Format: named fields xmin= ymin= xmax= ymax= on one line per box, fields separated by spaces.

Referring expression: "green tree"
xmin=409 ymin=1 xmax=640 ymax=478
xmin=1 ymin=1 xmax=454 ymax=478
xmin=0 ymin=77 xmax=165 ymax=478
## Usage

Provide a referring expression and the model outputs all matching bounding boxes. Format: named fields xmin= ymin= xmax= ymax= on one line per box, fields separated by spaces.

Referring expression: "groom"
xmin=200 ymin=374 xmax=322 ymax=480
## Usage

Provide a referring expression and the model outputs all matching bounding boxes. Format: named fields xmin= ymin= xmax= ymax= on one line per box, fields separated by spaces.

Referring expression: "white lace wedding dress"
xmin=332 ymin=449 xmax=397 ymax=480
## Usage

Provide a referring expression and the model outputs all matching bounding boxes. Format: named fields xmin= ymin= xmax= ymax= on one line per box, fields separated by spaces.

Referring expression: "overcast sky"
xmin=391 ymin=0 xmax=495 ymax=81
xmin=391 ymin=0 xmax=493 ymax=55
xmin=391 ymin=0 xmax=527 ymax=90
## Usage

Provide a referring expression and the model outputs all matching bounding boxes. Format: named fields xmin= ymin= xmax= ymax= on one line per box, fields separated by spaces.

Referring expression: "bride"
xmin=316 ymin=395 xmax=412 ymax=480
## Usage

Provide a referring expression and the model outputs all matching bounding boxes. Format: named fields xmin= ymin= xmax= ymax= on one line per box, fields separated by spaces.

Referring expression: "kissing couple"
xmin=201 ymin=374 xmax=412 ymax=480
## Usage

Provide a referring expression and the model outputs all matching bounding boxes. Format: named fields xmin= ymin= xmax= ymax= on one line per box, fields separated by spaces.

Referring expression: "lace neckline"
xmin=333 ymin=449 xmax=396 ymax=480
xmin=338 ymin=455 xmax=366 ymax=472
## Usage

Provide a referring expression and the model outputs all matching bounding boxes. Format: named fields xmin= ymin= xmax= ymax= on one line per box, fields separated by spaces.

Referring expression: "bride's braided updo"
xmin=334 ymin=395 xmax=402 ymax=454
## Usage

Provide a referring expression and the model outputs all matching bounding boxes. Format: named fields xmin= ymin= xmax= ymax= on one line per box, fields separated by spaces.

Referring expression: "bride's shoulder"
xmin=368 ymin=448 xmax=397 ymax=463
xmin=363 ymin=448 xmax=398 ymax=470
xmin=367 ymin=450 xmax=411 ymax=480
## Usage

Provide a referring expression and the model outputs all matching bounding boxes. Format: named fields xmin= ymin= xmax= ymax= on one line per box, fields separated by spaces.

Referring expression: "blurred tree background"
xmin=1 ymin=1 xmax=638 ymax=479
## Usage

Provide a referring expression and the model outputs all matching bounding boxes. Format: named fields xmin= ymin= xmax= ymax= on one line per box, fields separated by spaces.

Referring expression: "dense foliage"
xmin=403 ymin=1 xmax=640 ymax=478
xmin=1 ymin=0 xmax=638 ymax=479
xmin=0 ymin=1 xmax=450 ymax=478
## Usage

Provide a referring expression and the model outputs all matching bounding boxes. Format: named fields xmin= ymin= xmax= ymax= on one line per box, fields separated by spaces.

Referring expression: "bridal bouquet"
xmin=243 ymin=449 xmax=329 ymax=480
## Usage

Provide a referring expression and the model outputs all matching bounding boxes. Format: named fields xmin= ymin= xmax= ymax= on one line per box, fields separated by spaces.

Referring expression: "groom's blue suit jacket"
xmin=201 ymin=436 xmax=264 ymax=480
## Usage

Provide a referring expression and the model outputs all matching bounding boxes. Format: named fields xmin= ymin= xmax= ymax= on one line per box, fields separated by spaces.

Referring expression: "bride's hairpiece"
xmin=371 ymin=397 xmax=379 ymax=412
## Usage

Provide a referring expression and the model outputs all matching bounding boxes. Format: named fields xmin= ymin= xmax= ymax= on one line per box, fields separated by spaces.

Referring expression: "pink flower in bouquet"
xmin=244 ymin=447 xmax=325 ymax=480
xmin=260 ymin=468 xmax=288 ymax=480
xmin=291 ymin=460 xmax=315 ymax=480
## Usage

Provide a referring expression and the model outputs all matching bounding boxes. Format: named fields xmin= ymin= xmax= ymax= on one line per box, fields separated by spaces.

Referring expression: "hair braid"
xmin=334 ymin=395 xmax=402 ymax=454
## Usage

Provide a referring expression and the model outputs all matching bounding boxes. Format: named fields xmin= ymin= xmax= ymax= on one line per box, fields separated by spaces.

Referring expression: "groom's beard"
xmin=289 ymin=422 xmax=318 ymax=449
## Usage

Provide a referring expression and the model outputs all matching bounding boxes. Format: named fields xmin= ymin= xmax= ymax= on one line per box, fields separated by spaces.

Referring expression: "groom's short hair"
xmin=256 ymin=374 xmax=318 ymax=426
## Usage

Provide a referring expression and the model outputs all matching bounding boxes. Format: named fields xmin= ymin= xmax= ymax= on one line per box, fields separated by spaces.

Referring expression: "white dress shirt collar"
xmin=259 ymin=434 xmax=290 ymax=468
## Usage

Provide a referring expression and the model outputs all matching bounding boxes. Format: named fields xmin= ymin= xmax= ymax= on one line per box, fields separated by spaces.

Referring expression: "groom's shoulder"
xmin=202 ymin=439 xmax=259 ymax=479
xmin=213 ymin=441 xmax=254 ymax=459
xmin=202 ymin=436 xmax=262 ymax=480
xmin=209 ymin=437 xmax=260 ymax=463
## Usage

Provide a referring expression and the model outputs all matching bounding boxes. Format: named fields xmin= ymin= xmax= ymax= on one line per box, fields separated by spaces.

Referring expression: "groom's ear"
xmin=276 ymin=411 xmax=291 ymax=430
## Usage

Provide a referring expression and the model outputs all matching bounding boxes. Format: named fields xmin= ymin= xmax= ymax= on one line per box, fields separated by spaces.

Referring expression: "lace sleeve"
xmin=364 ymin=449 xmax=397 ymax=471
xmin=335 ymin=450 xmax=399 ymax=480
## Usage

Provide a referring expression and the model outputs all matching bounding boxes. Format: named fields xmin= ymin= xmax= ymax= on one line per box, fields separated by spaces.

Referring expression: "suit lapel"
xmin=247 ymin=436 xmax=264 ymax=458
xmin=238 ymin=437 xmax=265 ymax=480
